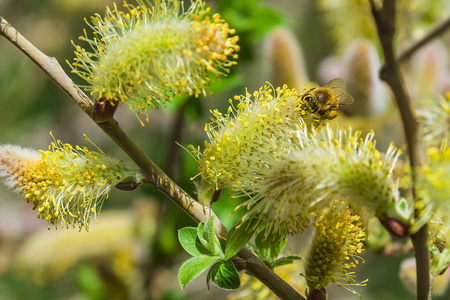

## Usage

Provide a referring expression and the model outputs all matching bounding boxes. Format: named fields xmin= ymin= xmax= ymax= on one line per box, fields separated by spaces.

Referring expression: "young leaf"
xmin=224 ymin=219 xmax=259 ymax=260
xmin=254 ymin=228 xmax=287 ymax=263
xmin=211 ymin=260 xmax=241 ymax=290
xmin=205 ymin=216 xmax=224 ymax=255
xmin=197 ymin=220 xmax=207 ymax=246
xmin=197 ymin=216 xmax=223 ymax=257
xmin=272 ymin=255 xmax=302 ymax=269
xmin=178 ymin=227 xmax=212 ymax=256
xmin=178 ymin=256 xmax=221 ymax=290
xmin=206 ymin=261 xmax=223 ymax=291
xmin=220 ymin=236 xmax=227 ymax=253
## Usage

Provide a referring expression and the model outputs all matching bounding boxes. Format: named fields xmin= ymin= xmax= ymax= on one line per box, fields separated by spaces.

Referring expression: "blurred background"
xmin=1 ymin=0 xmax=450 ymax=299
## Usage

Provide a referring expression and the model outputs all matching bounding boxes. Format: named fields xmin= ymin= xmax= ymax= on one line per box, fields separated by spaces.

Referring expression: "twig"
xmin=369 ymin=1 xmax=430 ymax=300
xmin=369 ymin=0 xmax=424 ymax=169
xmin=0 ymin=16 xmax=305 ymax=300
xmin=397 ymin=15 xmax=450 ymax=63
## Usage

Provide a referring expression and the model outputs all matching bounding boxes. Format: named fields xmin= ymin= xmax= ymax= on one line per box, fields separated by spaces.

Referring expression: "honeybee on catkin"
xmin=301 ymin=78 xmax=354 ymax=120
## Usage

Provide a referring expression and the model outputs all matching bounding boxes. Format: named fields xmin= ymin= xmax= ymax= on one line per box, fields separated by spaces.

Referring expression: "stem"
xmin=240 ymin=247 xmax=304 ymax=300
xmin=411 ymin=224 xmax=431 ymax=300
xmin=1 ymin=16 xmax=305 ymax=300
xmin=99 ymin=120 xmax=304 ymax=300
xmin=397 ymin=15 xmax=450 ymax=63
xmin=98 ymin=119 xmax=228 ymax=233
xmin=369 ymin=1 xmax=430 ymax=299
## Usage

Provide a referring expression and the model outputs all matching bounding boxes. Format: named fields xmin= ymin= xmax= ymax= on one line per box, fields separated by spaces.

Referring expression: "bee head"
xmin=303 ymin=94 xmax=318 ymax=113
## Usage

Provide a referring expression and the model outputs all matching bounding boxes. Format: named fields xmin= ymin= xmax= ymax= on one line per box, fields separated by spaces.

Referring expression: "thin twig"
xmin=397 ymin=15 xmax=450 ymax=63
xmin=369 ymin=2 xmax=430 ymax=300
xmin=0 ymin=16 xmax=305 ymax=300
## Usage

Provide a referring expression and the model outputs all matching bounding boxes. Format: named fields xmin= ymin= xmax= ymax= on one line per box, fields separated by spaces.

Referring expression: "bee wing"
xmin=324 ymin=78 xmax=345 ymax=90
xmin=324 ymin=78 xmax=354 ymax=105
xmin=337 ymin=93 xmax=354 ymax=105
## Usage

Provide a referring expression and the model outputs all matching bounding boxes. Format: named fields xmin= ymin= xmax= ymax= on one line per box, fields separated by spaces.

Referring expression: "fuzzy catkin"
xmin=0 ymin=138 xmax=143 ymax=231
xmin=190 ymin=83 xmax=323 ymax=205
xmin=304 ymin=203 xmax=367 ymax=295
xmin=69 ymin=0 xmax=239 ymax=121
xmin=236 ymin=125 xmax=406 ymax=236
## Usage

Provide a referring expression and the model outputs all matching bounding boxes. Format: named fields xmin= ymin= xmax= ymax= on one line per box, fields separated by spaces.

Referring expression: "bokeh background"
xmin=1 ymin=0 xmax=450 ymax=299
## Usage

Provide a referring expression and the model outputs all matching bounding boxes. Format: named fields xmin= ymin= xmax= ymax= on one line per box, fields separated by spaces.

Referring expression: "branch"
xmin=0 ymin=16 xmax=305 ymax=300
xmin=369 ymin=2 xmax=430 ymax=300
xmin=397 ymin=15 xmax=450 ymax=63
xmin=98 ymin=116 xmax=304 ymax=300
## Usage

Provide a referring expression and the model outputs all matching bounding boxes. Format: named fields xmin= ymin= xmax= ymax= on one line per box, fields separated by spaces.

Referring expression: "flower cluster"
xmin=69 ymin=0 xmax=239 ymax=121
xmin=14 ymin=210 xmax=139 ymax=283
xmin=303 ymin=203 xmax=367 ymax=295
xmin=190 ymin=83 xmax=324 ymax=205
xmin=416 ymin=94 xmax=450 ymax=149
xmin=263 ymin=27 xmax=309 ymax=90
xmin=419 ymin=146 xmax=450 ymax=206
xmin=317 ymin=0 xmax=450 ymax=52
xmin=417 ymin=145 xmax=450 ymax=275
xmin=342 ymin=39 xmax=388 ymax=117
xmin=236 ymin=125 xmax=407 ymax=236
xmin=316 ymin=0 xmax=376 ymax=52
xmin=0 ymin=136 xmax=143 ymax=231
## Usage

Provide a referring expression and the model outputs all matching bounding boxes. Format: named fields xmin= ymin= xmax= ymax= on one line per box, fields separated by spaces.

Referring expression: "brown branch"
xmin=0 ymin=16 xmax=305 ymax=300
xmin=397 ymin=15 xmax=450 ymax=63
xmin=369 ymin=2 xmax=430 ymax=300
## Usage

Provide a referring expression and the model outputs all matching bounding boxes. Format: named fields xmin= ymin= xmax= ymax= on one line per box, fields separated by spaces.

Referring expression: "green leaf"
xmin=197 ymin=220 xmax=206 ymax=245
xmin=204 ymin=216 xmax=219 ymax=246
xmin=197 ymin=216 xmax=223 ymax=257
xmin=431 ymin=248 xmax=450 ymax=276
xmin=178 ymin=256 xmax=221 ymax=290
xmin=254 ymin=228 xmax=287 ymax=263
xmin=220 ymin=237 xmax=227 ymax=254
xmin=178 ymin=227 xmax=211 ymax=256
xmin=206 ymin=261 xmax=223 ymax=291
xmin=224 ymin=218 xmax=260 ymax=260
xmin=247 ymin=242 xmax=257 ymax=253
xmin=211 ymin=260 xmax=241 ymax=290
xmin=272 ymin=255 xmax=302 ymax=269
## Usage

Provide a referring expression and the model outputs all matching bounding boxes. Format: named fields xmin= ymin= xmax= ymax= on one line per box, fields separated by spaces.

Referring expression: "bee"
xmin=301 ymin=78 xmax=354 ymax=120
